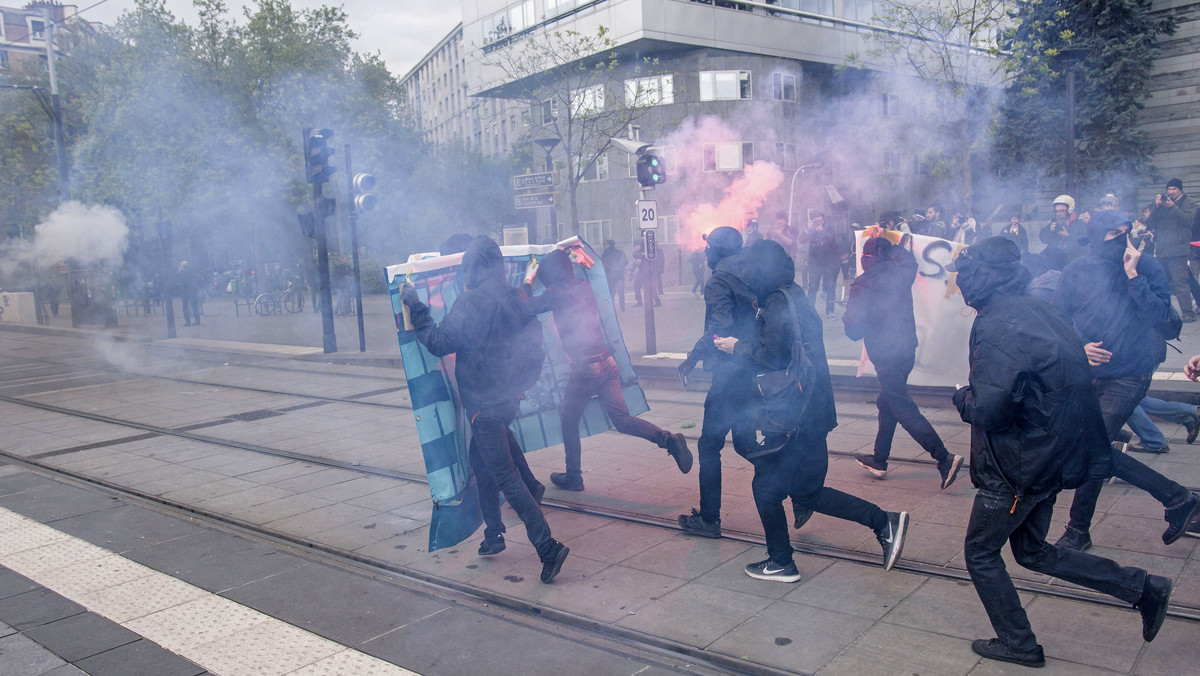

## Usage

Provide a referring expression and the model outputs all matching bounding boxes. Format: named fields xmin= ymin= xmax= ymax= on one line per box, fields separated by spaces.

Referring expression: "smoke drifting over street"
xmin=0 ymin=202 xmax=128 ymax=277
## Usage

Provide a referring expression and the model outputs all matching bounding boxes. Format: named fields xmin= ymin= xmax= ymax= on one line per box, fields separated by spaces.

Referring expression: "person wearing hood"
xmin=676 ymin=226 xmax=761 ymax=539
xmin=1050 ymin=211 xmax=1200 ymax=552
xmin=843 ymin=234 xmax=963 ymax=489
xmin=527 ymin=249 xmax=693 ymax=492
xmin=401 ymin=236 xmax=570 ymax=584
xmin=950 ymin=236 xmax=1173 ymax=668
xmin=714 ymin=240 xmax=910 ymax=582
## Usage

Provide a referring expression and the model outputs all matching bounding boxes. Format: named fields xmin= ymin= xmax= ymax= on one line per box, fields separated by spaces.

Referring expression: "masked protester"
xmin=951 ymin=236 xmax=1173 ymax=668
xmin=676 ymin=227 xmax=760 ymax=538
xmin=527 ymin=249 xmax=692 ymax=492
xmin=714 ymin=240 xmax=910 ymax=581
xmin=1049 ymin=210 xmax=1200 ymax=552
xmin=843 ymin=234 xmax=963 ymax=489
xmin=401 ymin=236 xmax=569 ymax=583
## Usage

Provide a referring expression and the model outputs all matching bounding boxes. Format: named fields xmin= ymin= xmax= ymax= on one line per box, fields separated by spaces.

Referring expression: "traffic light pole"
xmin=344 ymin=145 xmax=366 ymax=352
xmin=640 ymin=186 xmax=656 ymax=355
xmin=312 ymin=183 xmax=338 ymax=354
xmin=156 ymin=220 xmax=177 ymax=340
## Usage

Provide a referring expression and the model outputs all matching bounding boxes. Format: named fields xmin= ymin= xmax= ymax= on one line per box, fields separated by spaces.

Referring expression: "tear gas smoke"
xmin=680 ymin=161 xmax=783 ymax=251
xmin=0 ymin=202 xmax=128 ymax=277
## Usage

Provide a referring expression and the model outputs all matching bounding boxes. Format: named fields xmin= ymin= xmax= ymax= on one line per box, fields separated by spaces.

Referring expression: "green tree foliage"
xmin=992 ymin=0 xmax=1175 ymax=190
xmin=1 ymin=0 xmax=515 ymax=283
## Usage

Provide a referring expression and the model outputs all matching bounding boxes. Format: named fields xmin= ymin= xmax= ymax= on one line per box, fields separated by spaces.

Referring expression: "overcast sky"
xmin=81 ymin=0 xmax=462 ymax=77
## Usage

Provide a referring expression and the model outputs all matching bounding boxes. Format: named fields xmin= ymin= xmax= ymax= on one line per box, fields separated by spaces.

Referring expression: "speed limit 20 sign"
xmin=638 ymin=199 xmax=658 ymax=230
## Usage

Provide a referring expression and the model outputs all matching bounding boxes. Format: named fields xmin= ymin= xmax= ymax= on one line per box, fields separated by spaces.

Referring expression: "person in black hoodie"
xmin=676 ymin=226 xmax=759 ymax=538
xmin=951 ymin=236 xmax=1172 ymax=668
xmin=1050 ymin=210 xmax=1200 ymax=552
xmin=527 ymin=249 xmax=693 ymax=492
xmin=715 ymin=239 xmax=910 ymax=582
xmin=843 ymin=234 xmax=963 ymax=489
xmin=401 ymin=236 xmax=569 ymax=583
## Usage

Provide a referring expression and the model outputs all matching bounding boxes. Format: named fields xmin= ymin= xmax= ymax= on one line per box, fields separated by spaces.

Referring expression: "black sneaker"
xmin=876 ymin=511 xmax=909 ymax=571
xmin=744 ymin=559 xmax=802 ymax=583
xmin=478 ymin=535 xmax=505 ymax=556
xmin=678 ymin=508 xmax=721 ymax=538
xmin=1136 ymin=574 xmax=1173 ymax=642
xmin=1187 ymin=411 xmax=1199 ymax=445
xmin=666 ymin=433 xmax=694 ymax=474
xmin=971 ymin=638 xmax=1046 ymax=668
xmin=1162 ymin=492 xmax=1200 ymax=545
xmin=938 ymin=454 xmax=964 ymax=490
xmin=793 ymin=504 xmax=813 ymax=529
xmin=550 ymin=472 xmax=584 ymax=492
xmin=1055 ymin=527 xmax=1092 ymax=552
xmin=539 ymin=541 xmax=569 ymax=584
xmin=854 ymin=453 xmax=887 ymax=478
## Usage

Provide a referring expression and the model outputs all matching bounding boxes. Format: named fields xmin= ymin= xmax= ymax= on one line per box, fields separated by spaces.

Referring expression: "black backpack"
xmin=753 ymin=287 xmax=818 ymax=436
xmin=498 ymin=287 xmax=547 ymax=396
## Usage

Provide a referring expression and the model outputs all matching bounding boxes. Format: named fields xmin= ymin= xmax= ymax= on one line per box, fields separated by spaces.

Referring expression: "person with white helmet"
xmin=1039 ymin=194 xmax=1085 ymax=261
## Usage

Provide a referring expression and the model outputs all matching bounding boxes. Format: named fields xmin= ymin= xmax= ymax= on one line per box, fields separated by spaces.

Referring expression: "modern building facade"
xmin=0 ymin=2 xmax=94 ymax=71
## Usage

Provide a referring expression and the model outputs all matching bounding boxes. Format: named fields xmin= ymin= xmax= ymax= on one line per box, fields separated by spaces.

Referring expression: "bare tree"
xmin=482 ymin=26 xmax=667 ymax=235
xmin=849 ymin=1 xmax=1010 ymax=205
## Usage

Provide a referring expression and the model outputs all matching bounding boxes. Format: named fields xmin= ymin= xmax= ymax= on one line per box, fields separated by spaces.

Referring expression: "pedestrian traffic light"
xmin=297 ymin=211 xmax=315 ymax=238
xmin=636 ymin=153 xmax=665 ymax=187
xmin=352 ymin=173 xmax=377 ymax=212
xmin=303 ymin=127 xmax=336 ymax=184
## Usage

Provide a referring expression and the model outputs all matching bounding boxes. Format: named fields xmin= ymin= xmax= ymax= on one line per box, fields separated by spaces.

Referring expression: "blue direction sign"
xmin=512 ymin=172 xmax=554 ymax=190
xmin=515 ymin=192 xmax=555 ymax=209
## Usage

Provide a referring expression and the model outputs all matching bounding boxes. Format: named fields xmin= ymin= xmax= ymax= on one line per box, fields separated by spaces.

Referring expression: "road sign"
xmin=513 ymin=172 xmax=553 ymax=190
xmin=515 ymin=192 xmax=554 ymax=209
xmin=638 ymin=199 xmax=658 ymax=229
xmin=643 ymin=229 xmax=656 ymax=260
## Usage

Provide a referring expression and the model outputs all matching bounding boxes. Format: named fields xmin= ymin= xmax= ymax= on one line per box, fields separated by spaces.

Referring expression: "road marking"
xmin=0 ymin=506 xmax=418 ymax=676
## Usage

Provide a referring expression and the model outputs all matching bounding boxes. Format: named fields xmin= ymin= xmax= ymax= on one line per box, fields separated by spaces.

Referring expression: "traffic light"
xmin=352 ymin=173 xmax=377 ymax=212
xmin=303 ymin=127 xmax=336 ymax=184
xmin=636 ymin=153 xmax=665 ymax=187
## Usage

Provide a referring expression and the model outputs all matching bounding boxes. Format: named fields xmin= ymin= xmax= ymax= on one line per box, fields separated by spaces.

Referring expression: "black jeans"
xmin=1068 ymin=374 xmax=1191 ymax=533
xmin=872 ymin=356 xmax=949 ymax=465
xmin=966 ymin=488 xmax=1146 ymax=652
xmin=469 ymin=405 xmax=555 ymax=559
xmin=181 ymin=292 xmax=200 ymax=324
xmin=607 ymin=274 xmax=625 ymax=311
xmin=696 ymin=369 xmax=757 ymax=523
xmin=806 ymin=260 xmax=840 ymax=314
xmin=752 ymin=432 xmax=887 ymax=567
xmin=1161 ymin=256 xmax=1196 ymax=316
xmin=560 ymin=355 xmax=669 ymax=477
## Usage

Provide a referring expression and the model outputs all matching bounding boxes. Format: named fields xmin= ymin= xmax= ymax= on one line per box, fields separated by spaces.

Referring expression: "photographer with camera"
xmin=1147 ymin=178 xmax=1198 ymax=322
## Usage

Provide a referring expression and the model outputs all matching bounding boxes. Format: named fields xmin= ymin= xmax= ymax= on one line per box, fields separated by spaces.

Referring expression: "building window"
xmin=699 ymin=71 xmax=751 ymax=101
xmin=583 ymin=153 xmax=609 ymax=182
xmin=772 ymin=73 xmax=796 ymax=102
xmin=546 ymin=0 xmax=577 ymax=17
xmin=581 ymin=219 xmax=612 ymax=246
xmin=628 ymin=215 xmax=677 ymax=244
xmin=570 ymin=84 xmax=605 ymax=116
xmin=843 ymin=0 xmax=875 ymax=23
xmin=538 ymin=98 xmax=559 ymax=125
xmin=482 ymin=1 xmax=534 ymax=45
xmin=883 ymin=151 xmax=901 ymax=172
xmin=703 ymin=142 xmax=753 ymax=172
xmin=775 ymin=143 xmax=799 ymax=169
xmin=521 ymin=109 xmax=530 ymax=125
xmin=883 ymin=92 xmax=902 ymax=117
xmin=29 ymin=19 xmax=46 ymax=41
xmin=801 ymin=0 xmax=834 ymax=24
xmin=625 ymin=74 xmax=674 ymax=106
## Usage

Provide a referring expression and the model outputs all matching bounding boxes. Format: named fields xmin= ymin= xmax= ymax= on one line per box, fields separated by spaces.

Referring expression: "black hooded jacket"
xmin=1052 ymin=212 xmax=1171 ymax=379
xmin=527 ymin=249 xmax=608 ymax=364
xmin=689 ymin=228 xmax=759 ymax=377
xmin=733 ymin=240 xmax=838 ymax=436
xmin=952 ymin=238 xmax=1111 ymax=497
xmin=407 ymin=236 xmax=540 ymax=415
xmin=842 ymin=239 xmax=919 ymax=367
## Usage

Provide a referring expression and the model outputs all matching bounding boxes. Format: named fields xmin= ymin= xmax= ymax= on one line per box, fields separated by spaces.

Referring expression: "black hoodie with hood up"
xmin=689 ymin=227 xmax=760 ymax=376
xmin=527 ymin=249 xmax=608 ymax=363
xmin=733 ymin=240 xmax=838 ymax=437
xmin=842 ymin=236 xmax=920 ymax=367
xmin=406 ymin=236 xmax=541 ymax=415
xmin=952 ymin=237 xmax=1111 ymax=497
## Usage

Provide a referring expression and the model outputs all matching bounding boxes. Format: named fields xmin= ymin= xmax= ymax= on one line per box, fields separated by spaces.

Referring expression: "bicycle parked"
xmin=255 ymin=281 xmax=305 ymax=316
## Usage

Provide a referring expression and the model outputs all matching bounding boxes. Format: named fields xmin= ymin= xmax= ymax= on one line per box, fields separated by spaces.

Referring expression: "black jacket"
xmin=1052 ymin=220 xmax=1172 ymax=380
xmin=843 ymin=246 xmax=919 ymax=367
xmin=734 ymin=240 xmax=838 ymax=436
xmin=407 ymin=236 xmax=538 ymax=415
xmin=528 ymin=250 xmax=608 ymax=364
xmin=953 ymin=264 xmax=1110 ymax=496
xmin=1148 ymin=193 xmax=1197 ymax=259
xmin=690 ymin=252 xmax=760 ymax=378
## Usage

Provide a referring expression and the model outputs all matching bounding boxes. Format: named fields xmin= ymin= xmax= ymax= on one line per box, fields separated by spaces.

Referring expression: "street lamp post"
xmin=534 ymin=137 xmax=560 ymax=242
xmin=1059 ymin=48 xmax=1090 ymax=197
xmin=786 ymin=163 xmax=823 ymax=227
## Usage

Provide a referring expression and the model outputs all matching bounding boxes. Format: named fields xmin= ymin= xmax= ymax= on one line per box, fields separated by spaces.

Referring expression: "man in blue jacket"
xmin=1050 ymin=210 xmax=1200 ymax=551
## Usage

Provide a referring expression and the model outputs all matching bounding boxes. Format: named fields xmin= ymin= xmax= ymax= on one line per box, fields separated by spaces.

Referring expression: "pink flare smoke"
xmin=680 ymin=161 xmax=784 ymax=251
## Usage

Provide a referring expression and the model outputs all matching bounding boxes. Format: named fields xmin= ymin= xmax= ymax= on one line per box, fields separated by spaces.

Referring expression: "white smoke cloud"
xmin=1 ymin=202 xmax=129 ymax=279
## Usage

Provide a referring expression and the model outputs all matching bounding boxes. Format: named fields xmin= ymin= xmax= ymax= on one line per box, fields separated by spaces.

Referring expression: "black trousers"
xmin=871 ymin=356 xmax=949 ymax=465
xmin=696 ymin=369 xmax=757 ymax=523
